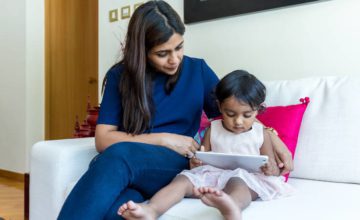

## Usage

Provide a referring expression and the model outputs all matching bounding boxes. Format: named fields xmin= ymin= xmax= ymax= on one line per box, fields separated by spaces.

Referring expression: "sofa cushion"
xmin=256 ymin=97 xmax=309 ymax=181
xmin=264 ymin=76 xmax=360 ymax=184
xmin=159 ymin=178 xmax=359 ymax=220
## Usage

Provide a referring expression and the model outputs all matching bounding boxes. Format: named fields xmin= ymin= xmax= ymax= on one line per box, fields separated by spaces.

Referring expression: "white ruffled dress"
xmin=180 ymin=120 xmax=294 ymax=200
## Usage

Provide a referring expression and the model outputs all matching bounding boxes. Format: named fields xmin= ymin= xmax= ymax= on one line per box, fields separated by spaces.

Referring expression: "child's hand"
xmin=261 ymin=160 xmax=280 ymax=176
xmin=189 ymin=156 xmax=203 ymax=169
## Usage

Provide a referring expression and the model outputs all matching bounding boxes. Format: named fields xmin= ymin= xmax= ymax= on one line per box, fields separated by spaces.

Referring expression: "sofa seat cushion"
xmin=159 ymin=178 xmax=359 ymax=220
xmin=65 ymin=178 xmax=359 ymax=220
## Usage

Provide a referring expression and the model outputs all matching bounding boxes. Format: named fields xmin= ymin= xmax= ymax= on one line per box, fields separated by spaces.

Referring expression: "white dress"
xmin=180 ymin=120 xmax=294 ymax=200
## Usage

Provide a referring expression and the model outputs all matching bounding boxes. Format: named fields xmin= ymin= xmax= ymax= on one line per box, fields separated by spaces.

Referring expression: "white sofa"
xmin=30 ymin=76 xmax=360 ymax=220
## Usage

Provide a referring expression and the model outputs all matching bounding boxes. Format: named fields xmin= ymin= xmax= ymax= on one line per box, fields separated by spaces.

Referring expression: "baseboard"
xmin=0 ymin=169 xmax=25 ymax=181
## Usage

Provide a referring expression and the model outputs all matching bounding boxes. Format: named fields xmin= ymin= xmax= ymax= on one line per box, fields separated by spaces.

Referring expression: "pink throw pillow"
xmin=199 ymin=111 xmax=211 ymax=134
xmin=197 ymin=112 xmax=222 ymax=143
xmin=256 ymin=97 xmax=310 ymax=181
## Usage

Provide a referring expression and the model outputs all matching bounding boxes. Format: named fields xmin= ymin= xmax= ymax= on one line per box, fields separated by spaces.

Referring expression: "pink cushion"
xmin=197 ymin=112 xmax=221 ymax=143
xmin=256 ymin=97 xmax=310 ymax=181
xmin=199 ymin=111 xmax=211 ymax=134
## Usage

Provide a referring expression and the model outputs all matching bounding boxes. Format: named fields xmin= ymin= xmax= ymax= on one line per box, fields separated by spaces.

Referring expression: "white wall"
xmin=0 ymin=0 xmax=44 ymax=173
xmin=0 ymin=0 xmax=27 ymax=173
xmin=25 ymin=0 xmax=45 ymax=173
xmin=99 ymin=0 xmax=360 ymax=88
xmin=183 ymin=0 xmax=360 ymax=80
xmin=99 ymin=0 xmax=132 ymax=99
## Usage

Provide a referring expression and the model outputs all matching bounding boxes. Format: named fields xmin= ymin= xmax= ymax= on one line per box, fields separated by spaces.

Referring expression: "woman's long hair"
xmin=103 ymin=1 xmax=185 ymax=134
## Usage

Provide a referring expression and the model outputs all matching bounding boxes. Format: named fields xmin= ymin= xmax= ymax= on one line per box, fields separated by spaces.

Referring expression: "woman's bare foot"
xmin=193 ymin=187 xmax=242 ymax=220
xmin=118 ymin=200 xmax=157 ymax=220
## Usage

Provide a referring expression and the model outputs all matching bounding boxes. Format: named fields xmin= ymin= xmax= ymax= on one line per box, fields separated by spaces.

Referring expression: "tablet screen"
xmin=195 ymin=151 xmax=268 ymax=172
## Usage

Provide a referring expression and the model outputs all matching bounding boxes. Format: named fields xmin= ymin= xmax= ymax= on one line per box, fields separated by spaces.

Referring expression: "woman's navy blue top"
xmin=97 ymin=56 xmax=220 ymax=137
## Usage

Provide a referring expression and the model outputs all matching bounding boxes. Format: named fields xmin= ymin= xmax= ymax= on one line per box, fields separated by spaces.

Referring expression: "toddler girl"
xmin=118 ymin=70 xmax=293 ymax=220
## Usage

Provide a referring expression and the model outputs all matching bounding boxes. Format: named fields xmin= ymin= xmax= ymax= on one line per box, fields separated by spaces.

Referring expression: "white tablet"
xmin=195 ymin=151 xmax=268 ymax=172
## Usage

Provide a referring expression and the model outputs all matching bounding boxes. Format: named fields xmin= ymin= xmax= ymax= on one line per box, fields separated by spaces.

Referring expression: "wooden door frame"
xmin=44 ymin=0 xmax=51 ymax=140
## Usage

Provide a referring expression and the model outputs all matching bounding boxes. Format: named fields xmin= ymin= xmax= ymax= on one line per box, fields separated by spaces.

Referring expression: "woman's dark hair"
xmin=215 ymin=70 xmax=266 ymax=112
xmin=102 ymin=0 xmax=185 ymax=134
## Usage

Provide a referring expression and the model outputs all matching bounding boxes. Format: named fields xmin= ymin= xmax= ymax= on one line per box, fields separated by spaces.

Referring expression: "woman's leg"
xmin=119 ymin=175 xmax=194 ymax=219
xmin=58 ymin=142 xmax=188 ymax=220
xmin=193 ymin=177 xmax=257 ymax=220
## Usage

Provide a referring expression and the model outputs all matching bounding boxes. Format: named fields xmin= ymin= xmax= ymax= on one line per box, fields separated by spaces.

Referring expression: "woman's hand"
xmin=160 ymin=133 xmax=200 ymax=158
xmin=261 ymin=159 xmax=280 ymax=176
xmin=275 ymin=149 xmax=293 ymax=176
xmin=268 ymin=130 xmax=294 ymax=175
xmin=95 ymin=125 xmax=199 ymax=155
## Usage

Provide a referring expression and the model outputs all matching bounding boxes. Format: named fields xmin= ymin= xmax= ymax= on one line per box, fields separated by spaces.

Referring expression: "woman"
xmin=58 ymin=1 xmax=293 ymax=219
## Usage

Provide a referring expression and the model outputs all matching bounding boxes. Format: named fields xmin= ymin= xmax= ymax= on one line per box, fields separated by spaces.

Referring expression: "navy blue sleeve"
xmin=201 ymin=60 xmax=221 ymax=118
xmin=97 ymin=66 xmax=122 ymax=126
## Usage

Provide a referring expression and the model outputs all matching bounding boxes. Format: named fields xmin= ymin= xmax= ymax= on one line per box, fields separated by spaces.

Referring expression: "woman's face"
xmin=147 ymin=33 xmax=184 ymax=75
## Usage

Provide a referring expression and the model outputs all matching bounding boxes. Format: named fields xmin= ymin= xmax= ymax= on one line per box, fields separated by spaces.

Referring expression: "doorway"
xmin=45 ymin=0 xmax=98 ymax=139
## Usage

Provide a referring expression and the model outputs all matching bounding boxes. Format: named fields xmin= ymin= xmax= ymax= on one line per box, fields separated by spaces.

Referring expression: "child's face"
xmin=219 ymin=96 xmax=258 ymax=134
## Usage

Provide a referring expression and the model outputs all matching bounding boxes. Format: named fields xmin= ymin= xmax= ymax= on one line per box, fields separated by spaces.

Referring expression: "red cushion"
xmin=256 ymin=97 xmax=310 ymax=181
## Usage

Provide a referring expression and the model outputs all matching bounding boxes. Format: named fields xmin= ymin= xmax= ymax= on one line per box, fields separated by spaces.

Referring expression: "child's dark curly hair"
xmin=215 ymin=70 xmax=266 ymax=112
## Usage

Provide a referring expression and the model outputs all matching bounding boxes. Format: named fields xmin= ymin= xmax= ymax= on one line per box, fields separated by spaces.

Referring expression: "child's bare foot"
xmin=118 ymin=200 xmax=157 ymax=220
xmin=193 ymin=187 xmax=242 ymax=220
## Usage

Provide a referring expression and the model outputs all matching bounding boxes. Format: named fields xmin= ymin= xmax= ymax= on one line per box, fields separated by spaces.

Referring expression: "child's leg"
xmin=193 ymin=177 xmax=257 ymax=220
xmin=223 ymin=177 xmax=258 ymax=209
xmin=118 ymin=175 xmax=194 ymax=220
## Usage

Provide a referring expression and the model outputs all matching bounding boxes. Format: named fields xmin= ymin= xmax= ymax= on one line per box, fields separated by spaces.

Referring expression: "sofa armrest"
xmin=30 ymin=137 xmax=98 ymax=220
